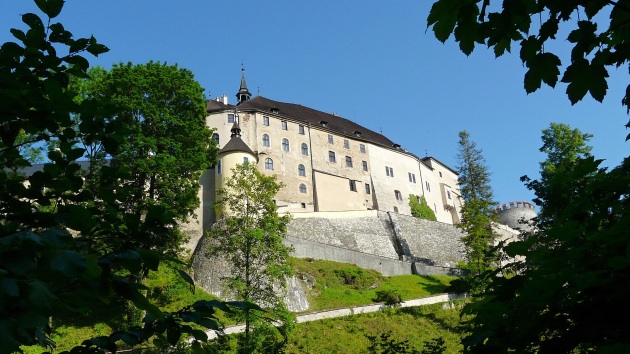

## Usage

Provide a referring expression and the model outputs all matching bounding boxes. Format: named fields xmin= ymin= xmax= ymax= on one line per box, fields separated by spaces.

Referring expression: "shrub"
xmin=374 ymin=289 xmax=403 ymax=307
xmin=409 ymin=195 xmax=437 ymax=221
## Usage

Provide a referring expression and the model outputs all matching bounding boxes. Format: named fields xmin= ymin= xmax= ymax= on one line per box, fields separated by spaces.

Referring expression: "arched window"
xmin=264 ymin=158 xmax=273 ymax=170
xmin=298 ymin=164 xmax=306 ymax=176
xmin=282 ymin=138 xmax=290 ymax=151
xmin=262 ymin=134 xmax=270 ymax=147
xmin=212 ymin=133 xmax=219 ymax=145
xmin=301 ymin=143 xmax=308 ymax=156
xmin=299 ymin=183 xmax=307 ymax=194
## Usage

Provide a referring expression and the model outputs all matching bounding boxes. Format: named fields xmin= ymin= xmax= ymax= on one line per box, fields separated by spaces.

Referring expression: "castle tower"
xmin=235 ymin=67 xmax=251 ymax=104
xmin=214 ymin=116 xmax=257 ymax=218
xmin=496 ymin=201 xmax=537 ymax=232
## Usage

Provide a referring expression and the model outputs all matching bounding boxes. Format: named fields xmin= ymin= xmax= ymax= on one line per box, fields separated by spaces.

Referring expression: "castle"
xmin=186 ymin=72 xmax=534 ymax=306
xmin=196 ymin=69 xmax=464 ymax=233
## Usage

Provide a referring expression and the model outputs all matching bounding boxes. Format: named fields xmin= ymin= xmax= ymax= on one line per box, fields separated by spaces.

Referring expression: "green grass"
xmin=285 ymin=301 xmax=470 ymax=354
xmin=289 ymin=257 xmax=454 ymax=311
xmin=22 ymin=257 xmax=458 ymax=353
xmin=200 ymin=301 xmax=470 ymax=354
xmin=22 ymin=263 xmax=226 ymax=354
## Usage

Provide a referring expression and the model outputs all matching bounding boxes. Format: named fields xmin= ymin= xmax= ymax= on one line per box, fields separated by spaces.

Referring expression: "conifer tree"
xmin=456 ymin=130 xmax=497 ymax=275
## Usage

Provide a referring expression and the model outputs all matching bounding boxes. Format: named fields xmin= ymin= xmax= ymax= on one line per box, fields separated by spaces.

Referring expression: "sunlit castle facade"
xmin=201 ymin=69 xmax=463 ymax=226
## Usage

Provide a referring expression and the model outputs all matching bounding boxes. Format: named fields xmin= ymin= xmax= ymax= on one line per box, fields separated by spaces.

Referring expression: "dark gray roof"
xmin=422 ymin=156 xmax=458 ymax=175
xmin=208 ymin=96 xmax=398 ymax=149
xmin=219 ymin=136 xmax=256 ymax=158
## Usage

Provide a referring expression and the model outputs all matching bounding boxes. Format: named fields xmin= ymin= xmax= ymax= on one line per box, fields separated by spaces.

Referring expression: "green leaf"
xmin=493 ymin=37 xmax=511 ymax=57
xmin=584 ymin=0 xmax=608 ymax=19
xmin=519 ymin=36 xmax=541 ymax=63
xmin=538 ymin=17 xmax=559 ymax=41
xmin=64 ymin=54 xmax=89 ymax=71
xmin=427 ymin=0 xmax=461 ymax=43
xmin=524 ymin=52 xmax=561 ymax=93
xmin=50 ymin=250 xmax=87 ymax=277
xmin=190 ymin=341 xmax=205 ymax=354
xmin=0 ymin=320 xmax=23 ymax=354
xmin=69 ymin=38 xmax=89 ymax=53
xmin=561 ymin=57 xmax=609 ymax=103
xmin=137 ymin=249 xmax=161 ymax=271
xmin=27 ymin=280 xmax=58 ymax=313
xmin=10 ymin=28 xmax=26 ymax=42
xmin=167 ymin=327 xmax=181 ymax=345
xmin=62 ymin=204 xmax=97 ymax=231
xmin=22 ymin=13 xmax=45 ymax=33
xmin=86 ymin=36 xmax=109 ymax=56
xmin=35 ymin=0 xmax=64 ymax=18
xmin=0 ymin=278 xmax=19 ymax=297
xmin=189 ymin=329 xmax=208 ymax=341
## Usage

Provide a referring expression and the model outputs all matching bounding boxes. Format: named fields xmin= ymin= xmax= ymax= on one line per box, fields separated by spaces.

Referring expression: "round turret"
xmin=496 ymin=201 xmax=537 ymax=232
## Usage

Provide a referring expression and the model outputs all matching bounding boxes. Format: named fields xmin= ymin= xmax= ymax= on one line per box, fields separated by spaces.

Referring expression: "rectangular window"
xmin=426 ymin=181 xmax=431 ymax=192
xmin=386 ymin=167 xmax=390 ymax=177
xmin=227 ymin=114 xmax=235 ymax=123
xmin=345 ymin=156 xmax=353 ymax=167
xmin=328 ymin=134 xmax=334 ymax=144
xmin=243 ymin=157 xmax=249 ymax=164
xmin=365 ymin=183 xmax=371 ymax=194
xmin=328 ymin=151 xmax=336 ymax=163
xmin=263 ymin=116 xmax=269 ymax=126
xmin=395 ymin=190 xmax=402 ymax=201
xmin=299 ymin=125 xmax=305 ymax=134
xmin=217 ymin=159 xmax=222 ymax=174
xmin=386 ymin=166 xmax=394 ymax=177
xmin=301 ymin=202 xmax=306 ymax=208
xmin=281 ymin=121 xmax=288 ymax=130
xmin=362 ymin=161 xmax=368 ymax=171
xmin=349 ymin=180 xmax=357 ymax=192
xmin=360 ymin=144 xmax=366 ymax=153
xmin=408 ymin=173 xmax=416 ymax=183
xmin=447 ymin=190 xmax=451 ymax=199
xmin=343 ymin=139 xmax=349 ymax=149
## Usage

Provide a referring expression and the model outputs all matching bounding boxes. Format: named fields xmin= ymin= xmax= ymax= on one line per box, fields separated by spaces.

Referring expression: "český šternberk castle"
xmin=189 ymin=71 xmax=535 ymax=306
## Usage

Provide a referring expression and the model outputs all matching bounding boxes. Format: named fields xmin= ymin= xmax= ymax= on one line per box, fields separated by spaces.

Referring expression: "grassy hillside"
xmin=289 ymin=258 xmax=453 ymax=311
xmin=23 ymin=258 xmax=461 ymax=353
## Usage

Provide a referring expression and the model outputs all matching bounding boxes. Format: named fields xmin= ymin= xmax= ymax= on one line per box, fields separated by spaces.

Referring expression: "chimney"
xmin=221 ymin=95 xmax=228 ymax=105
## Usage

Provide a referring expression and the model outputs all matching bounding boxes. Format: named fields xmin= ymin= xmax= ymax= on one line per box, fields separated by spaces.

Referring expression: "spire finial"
xmin=236 ymin=65 xmax=251 ymax=104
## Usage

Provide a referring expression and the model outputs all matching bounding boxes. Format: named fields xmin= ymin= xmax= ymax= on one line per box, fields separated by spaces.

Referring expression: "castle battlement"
xmin=496 ymin=201 xmax=535 ymax=211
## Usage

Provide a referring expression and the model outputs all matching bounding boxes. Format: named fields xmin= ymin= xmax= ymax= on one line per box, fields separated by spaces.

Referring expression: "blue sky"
xmin=2 ymin=1 xmax=628 ymax=207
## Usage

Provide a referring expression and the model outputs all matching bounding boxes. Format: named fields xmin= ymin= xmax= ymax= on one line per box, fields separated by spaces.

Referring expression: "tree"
xmin=427 ymin=1 xmax=630 ymax=133
xmin=463 ymin=155 xmax=630 ymax=353
xmin=533 ymin=123 xmax=594 ymax=226
xmin=74 ymin=62 xmax=216 ymax=257
xmin=455 ymin=130 xmax=497 ymax=276
xmin=409 ymin=194 xmax=437 ymax=221
xmin=0 ymin=2 xmax=236 ymax=352
xmin=207 ymin=163 xmax=294 ymax=352
xmin=540 ymin=122 xmax=593 ymax=180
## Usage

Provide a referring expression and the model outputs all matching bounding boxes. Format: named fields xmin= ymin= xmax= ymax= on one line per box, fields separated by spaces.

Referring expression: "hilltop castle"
xmin=197 ymin=69 xmax=464 ymax=231
xmin=190 ymin=72 xmax=534 ymax=302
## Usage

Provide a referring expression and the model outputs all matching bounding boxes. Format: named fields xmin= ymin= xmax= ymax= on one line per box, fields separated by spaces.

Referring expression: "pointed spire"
xmin=236 ymin=65 xmax=251 ymax=104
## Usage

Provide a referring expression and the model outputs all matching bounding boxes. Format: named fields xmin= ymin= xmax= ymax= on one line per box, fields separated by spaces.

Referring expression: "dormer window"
xmin=354 ymin=131 xmax=361 ymax=137
xmin=393 ymin=144 xmax=401 ymax=149
xmin=320 ymin=120 xmax=328 ymax=127
xmin=270 ymin=107 xmax=279 ymax=113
